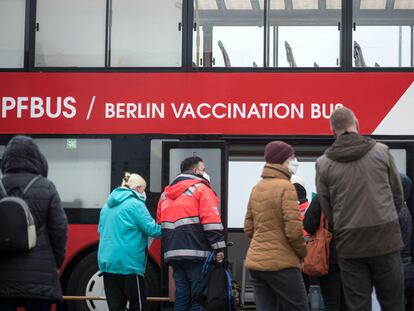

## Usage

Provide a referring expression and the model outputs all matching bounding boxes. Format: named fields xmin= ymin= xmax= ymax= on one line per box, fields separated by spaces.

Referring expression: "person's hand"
xmin=215 ymin=252 xmax=224 ymax=263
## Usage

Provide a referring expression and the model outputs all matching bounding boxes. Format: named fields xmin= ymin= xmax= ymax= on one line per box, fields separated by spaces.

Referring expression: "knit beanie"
xmin=264 ymin=141 xmax=294 ymax=164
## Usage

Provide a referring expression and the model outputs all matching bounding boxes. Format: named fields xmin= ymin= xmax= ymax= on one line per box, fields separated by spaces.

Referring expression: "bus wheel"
xmin=66 ymin=251 xmax=106 ymax=311
xmin=65 ymin=250 xmax=161 ymax=311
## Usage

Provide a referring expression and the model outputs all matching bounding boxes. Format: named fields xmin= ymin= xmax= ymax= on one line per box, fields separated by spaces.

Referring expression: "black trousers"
xmin=338 ymin=251 xmax=404 ymax=311
xmin=250 ymin=268 xmax=309 ymax=311
xmin=319 ymin=263 xmax=347 ymax=311
xmin=103 ymin=273 xmax=147 ymax=311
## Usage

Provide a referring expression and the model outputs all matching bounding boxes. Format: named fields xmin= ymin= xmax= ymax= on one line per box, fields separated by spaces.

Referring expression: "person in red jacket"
xmin=157 ymin=156 xmax=225 ymax=311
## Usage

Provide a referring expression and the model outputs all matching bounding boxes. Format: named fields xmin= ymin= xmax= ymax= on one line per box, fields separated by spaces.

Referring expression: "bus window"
xmin=193 ymin=0 xmax=341 ymax=67
xmin=353 ymin=1 xmax=414 ymax=67
xmin=150 ymin=139 xmax=178 ymax=193
xmin=0 ymin=0 xmax=25 ymax=68
xmin=228 ymin=158 xmax=317 ymax=229
xmin=35 ymin=0 xmax=106 ymax=67
xmin=270 ymin=1 xmax=341 ymax=67
xmin=168 ymin=148 xmax=222 ymax=199
xmin=274 ymin=26 xmax=340 ymax=67
xmin=35 ymin=139 xmax=111 ymax=209
xmin=193 ymin=0 xmax=264 ymax=67
xmin=110 ymin=0 xmax=183 ymax=67
xmin=390 ymin=149 xmax=406 ymax=173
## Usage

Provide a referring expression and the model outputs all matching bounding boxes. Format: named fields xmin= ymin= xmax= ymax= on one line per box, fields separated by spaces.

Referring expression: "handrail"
xmin=63 ymin=296 xmax=170 ymax=302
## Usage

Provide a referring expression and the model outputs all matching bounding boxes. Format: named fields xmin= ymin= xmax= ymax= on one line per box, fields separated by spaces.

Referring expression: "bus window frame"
xmin=0 ymin=0 xmax=412 ymax=72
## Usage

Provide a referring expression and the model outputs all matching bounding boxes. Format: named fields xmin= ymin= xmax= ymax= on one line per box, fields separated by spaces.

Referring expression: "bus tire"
xmin=65 ymin=250 xmax=161 ymax=311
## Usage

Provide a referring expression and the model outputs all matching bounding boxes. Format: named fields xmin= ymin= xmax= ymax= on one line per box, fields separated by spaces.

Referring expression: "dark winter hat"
xmin=264 ymin=141 xmax=294 ymax=164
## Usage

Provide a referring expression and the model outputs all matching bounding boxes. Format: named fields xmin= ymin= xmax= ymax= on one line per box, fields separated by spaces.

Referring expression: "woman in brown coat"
xmin=244 ymin=141 xmax=309 ymax=311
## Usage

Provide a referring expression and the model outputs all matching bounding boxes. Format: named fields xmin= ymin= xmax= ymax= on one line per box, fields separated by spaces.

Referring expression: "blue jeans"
xmin=171 ymin=261 xmax=204 ymax=311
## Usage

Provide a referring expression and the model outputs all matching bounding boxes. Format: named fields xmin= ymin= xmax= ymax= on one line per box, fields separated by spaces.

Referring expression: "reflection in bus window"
xmin=0 ymin=0 xmax=25 ymax=68
xmin=193 ymin=0 xmax=341 ymax=67
xmin=274 ymin=26 xmax=340 ymax=67
xmin=353 ymin=0 xmax=414 ymax=67
xmin=193 ymin=0 xmax=264 ymax=67
xmin=35 ymin=139 xmax=111 ymax=209
xmin=212 ymin=27 xmax=263 ymax=67
xmin=353 ymin=26 xmax=412 ymax=67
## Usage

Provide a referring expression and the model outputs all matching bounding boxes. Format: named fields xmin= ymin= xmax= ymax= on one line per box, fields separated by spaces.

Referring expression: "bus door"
xmin=226 ymin=142 xmax=330 ymax=305
xmin=226 ymin=140 xmax=413 ymax=306
xmin=161 ymin=140 xmax=228 ymax=300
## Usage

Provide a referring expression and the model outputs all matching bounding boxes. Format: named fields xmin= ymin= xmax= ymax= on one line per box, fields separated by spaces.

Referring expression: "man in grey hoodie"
xmin=316 ymin=107 xmax=404 ymax=311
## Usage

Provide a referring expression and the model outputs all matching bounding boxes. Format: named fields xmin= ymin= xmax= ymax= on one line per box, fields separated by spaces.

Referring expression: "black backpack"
xmin=0 ymin=175 xmax=41 ymax=252
xmin=193 ymin=252 xmax=239 ymax=311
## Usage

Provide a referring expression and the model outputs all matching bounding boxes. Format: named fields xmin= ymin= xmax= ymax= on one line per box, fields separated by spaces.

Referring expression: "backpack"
xmin=303 ymin=212 xmax=332 ymax=277
xmin=0 ymin=175 xmax=41 ymax=252
xmin=193 ymin=252 xmax=239 ymax=311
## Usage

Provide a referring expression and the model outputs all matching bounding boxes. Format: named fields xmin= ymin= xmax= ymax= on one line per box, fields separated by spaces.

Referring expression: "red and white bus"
xmin=1 ymin=0 xmax=413 ymax=310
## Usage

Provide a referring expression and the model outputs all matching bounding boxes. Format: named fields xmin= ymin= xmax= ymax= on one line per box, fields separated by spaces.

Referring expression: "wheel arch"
xmin=60 ymin=243 xmax=161 ymax=296
xmin=60 ymin=243 xmax=99 ymax=296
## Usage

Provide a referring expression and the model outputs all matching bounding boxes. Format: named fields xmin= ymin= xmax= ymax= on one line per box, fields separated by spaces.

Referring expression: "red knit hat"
xmin=264 ymin=141 xmax=294 ymax=164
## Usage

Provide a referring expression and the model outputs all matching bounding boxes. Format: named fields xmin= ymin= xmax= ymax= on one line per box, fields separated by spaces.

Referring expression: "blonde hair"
xmin=121 ymin=172 xmax=131 ymax=187
xmin=124 ymin=173 xmax=146 ymax=190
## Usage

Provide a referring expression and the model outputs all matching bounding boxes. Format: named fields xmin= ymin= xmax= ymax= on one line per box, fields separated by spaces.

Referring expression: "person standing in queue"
xmin=0 ymin=135 xmax=68 ymax=311
xmin=244 ymin=141 xmax=308 ymax=311
xmin=316 ymin=107 xmax=404 ymax=311
xmin=98 ymin=173 xmax=161 ymax=311
xmin=157 ymin=156 xmax=225 ymax=311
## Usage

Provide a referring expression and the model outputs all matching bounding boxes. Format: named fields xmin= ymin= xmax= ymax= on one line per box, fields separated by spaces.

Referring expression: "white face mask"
xmin=140 ymin=191 xmax=147 ymax=201
xmin=288 ymin=158 xmax=299 ymax=174
xmin=203 ymin=172 xmax=211 ymax=182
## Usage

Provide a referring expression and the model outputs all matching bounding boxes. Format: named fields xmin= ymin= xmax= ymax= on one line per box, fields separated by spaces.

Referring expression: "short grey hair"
xmin=330 ymin=107 xmax=357 ymax=132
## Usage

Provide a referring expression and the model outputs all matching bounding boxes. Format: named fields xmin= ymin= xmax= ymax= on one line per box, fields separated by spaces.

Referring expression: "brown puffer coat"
xmin=244 ymin=163 xmax=307 ymax=272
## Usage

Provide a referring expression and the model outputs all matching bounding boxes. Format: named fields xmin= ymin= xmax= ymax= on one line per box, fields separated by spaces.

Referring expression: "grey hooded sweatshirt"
xmin=316 ymin=132 xmax=403 ymax=258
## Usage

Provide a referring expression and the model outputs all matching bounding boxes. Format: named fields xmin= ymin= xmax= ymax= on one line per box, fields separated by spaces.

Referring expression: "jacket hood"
xmin=261 ymin=163 xmax=291 ymax=180
xmin=1 ymin=135 xmax=48 ymax=177
xmin=164 ymin=173 xmax=208 ymax=200
xmin=325 ymin=132 xmax=376 ymax=163
xmin=400 ymin=173 xmax=412 ymax=202
xmin=107 ymin=187 xmax=144 ymax=207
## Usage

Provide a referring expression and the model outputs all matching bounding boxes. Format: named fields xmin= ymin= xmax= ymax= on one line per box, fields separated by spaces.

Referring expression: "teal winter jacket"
xmin=98 ymin=187 xmax=161 ymax=276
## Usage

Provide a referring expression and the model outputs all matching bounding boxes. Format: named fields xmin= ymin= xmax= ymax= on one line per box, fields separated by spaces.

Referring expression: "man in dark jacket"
xmin=157 ymin=156 xmax=225 ymax=311
xmin=316 ymin=107 xmax=404 ymax=311
xmin=399 ymin=173 xmax=414 ymax=310
xmin=0 ymin=136 xmax=68 ymax=311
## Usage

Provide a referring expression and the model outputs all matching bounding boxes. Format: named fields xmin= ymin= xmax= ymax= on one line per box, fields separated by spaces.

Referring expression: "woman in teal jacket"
xmin=98 ymin=173 xmax=161 ymax=311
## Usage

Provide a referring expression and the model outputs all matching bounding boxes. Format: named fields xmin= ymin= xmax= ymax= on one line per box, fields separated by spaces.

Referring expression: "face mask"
xmin=203 ymin=172 xmax=211 ymax=182
xmin=136 ymin=189 xmax=146 ymax=201
xmin=288 ymin=158 xmax=299 ymax=174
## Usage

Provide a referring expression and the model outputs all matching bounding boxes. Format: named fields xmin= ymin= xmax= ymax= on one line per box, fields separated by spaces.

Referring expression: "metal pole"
xmin=263 ymin=0 xmax=270 ymax=67
xmin=399 ymin=25 xmax=402 ymax=67
xmin=273 ymin=26 xmax=278 ymax=67
xmin=411 ymin=25 xmax=413 ymax=67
